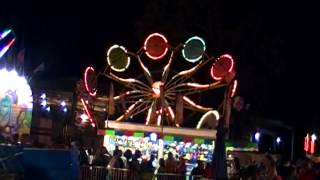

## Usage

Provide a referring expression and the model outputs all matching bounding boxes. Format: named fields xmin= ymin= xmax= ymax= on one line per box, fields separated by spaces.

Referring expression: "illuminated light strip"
xmin=230 ymin=80 xmax=238 ymax=98
xmin=144 ymin=33 xmax=168 ymax=60
xmin=183 ymin=96 xmax=195 ymax=105
xmin=196 ymin=110 xmax=220 ymax=129
xmin=226 ymin=147 xmax=258 ymax=152
xmin=84 ymin=66 xmax=97 ymax=96
xmin=0 ymin=38 xmax=16 ymax=58
xmin=126 ymin=103 xmax=136 ymax=113
xmin=156 ymin=109 xmax=163 ymax=126
xmin=156 ymin=114 xmax=162 ymax=126
xmin=167 ymin=106 xmax=175 ymax=120
xmin=106 ymin=44 xmax=131 ymax=72
xmin=182 ymin=36 xmax=206 ymax=63
xmin=0 ymin=29 xmax=12 ymax=40
xmin=145 ymin=107 xmax=152 ymax=125
xmin=80 ymin=98 xmax=94 ymax=125
xmin=186 ymin=82 xmax=211 ymax=88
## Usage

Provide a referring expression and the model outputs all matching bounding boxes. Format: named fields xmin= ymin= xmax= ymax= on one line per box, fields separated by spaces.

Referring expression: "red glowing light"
xmin=210 ymin=54 xmax=235 ymax=81
xmin=144 ymin=33 xmax=168 ymax=60
xmin=84 ymin=66 xmax=97 ymax=96
xmin=304 ymin=134 xmax=316 ymax=154
xmin=304 ymin=134 xmax=310 ymax=152
xmin=80 ymin=98 xmax=95 ymax=126
xmin=311 ymin=140 xmax=315 ymax=154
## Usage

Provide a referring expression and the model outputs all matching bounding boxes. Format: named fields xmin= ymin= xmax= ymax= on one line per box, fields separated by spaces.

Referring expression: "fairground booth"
xmin=97 ymin=121 xmax=258 ymax=173
xmin=98 ymin=121 xmax=215 ymax=173
xmin=99 ymin=121 xmax=215 ymax=159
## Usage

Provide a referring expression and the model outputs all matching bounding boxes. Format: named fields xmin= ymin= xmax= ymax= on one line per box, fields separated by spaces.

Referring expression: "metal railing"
xmin=80 ymin=166 xmax=214 ymax=180
xmin=155 ymin=173 xmax=204 ymax=180
xmin=80 ymin=166 xmax=129 ymax=180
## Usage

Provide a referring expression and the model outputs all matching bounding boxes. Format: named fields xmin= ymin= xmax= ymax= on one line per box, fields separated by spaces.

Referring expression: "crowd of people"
xmin=229 ymin=155 xmax=320 ymax=180
xmin=77 ymin=144 xmax=320 ymax=180
xmin=79 ymin=145 xmax=214 ymax=179
xmin=3 ymin=134 xmax=320 ymax=180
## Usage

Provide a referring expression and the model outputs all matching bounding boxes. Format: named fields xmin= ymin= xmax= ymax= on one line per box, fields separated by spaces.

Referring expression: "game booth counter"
xmin=98 ymin=121 xmax=216 ymax=172
xmin=98 ymin=121 xmax=259 ymax=172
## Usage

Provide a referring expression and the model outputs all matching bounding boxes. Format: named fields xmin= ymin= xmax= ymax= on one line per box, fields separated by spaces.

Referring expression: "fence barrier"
xmin=80 ymin=166 xmax=214 ymax=180
xmin=80 ymin=166 xmax=128 ymax=180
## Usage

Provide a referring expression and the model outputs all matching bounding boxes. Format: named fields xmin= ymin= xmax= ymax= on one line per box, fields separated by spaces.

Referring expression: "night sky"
xmin=1 ymin=1 xmax=319 ymax=131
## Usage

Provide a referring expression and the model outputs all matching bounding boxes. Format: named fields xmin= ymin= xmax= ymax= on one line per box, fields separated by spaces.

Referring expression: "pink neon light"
xmin=230 ymin=80 xmax=238 ymax=98
xmin=84 ymin=66 xmax=97 ymax=96
xmin=0 ymin=38 xmax=16 ymax=58
xmin=6 ymin=38 xmax=15 ymax=47
xmin=144 ymin=33 xmax=168 ymax=60
xmin=80 ymin=98 xmax=95 ymax=125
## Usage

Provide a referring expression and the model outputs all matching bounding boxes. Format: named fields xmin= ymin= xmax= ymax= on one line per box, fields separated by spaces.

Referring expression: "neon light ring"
xmin=182 ymin=36 xmax=206 ymax=63
xmin=84 ymin=66 xmax=97 ymax=96
xmin=210 ymin=54 xmax=234 ymax=81
xmin=107 ymin=45 xmax=131 ymax=72
xmin=144 ymin=33 xmax=168 ymax=60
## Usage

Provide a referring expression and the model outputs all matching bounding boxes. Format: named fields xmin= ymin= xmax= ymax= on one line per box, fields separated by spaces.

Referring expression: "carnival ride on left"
xmin=0 ymin=28 xmax=33 ymax=136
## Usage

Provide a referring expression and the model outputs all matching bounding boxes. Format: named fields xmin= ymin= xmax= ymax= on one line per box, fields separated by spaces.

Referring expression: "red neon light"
xmin=223 ymin=54 xmax=234 ymax=73
xmin=80 ymin=98 xmax=95 ymax=126
xmin=304 ymin=134 xmax=310 ymax=152
xmin=210 ymin=54 xmax=235 ymax=81
xmin=311 ymin=140 xmax=315 ymax=154
xmin=304 ymin=134 xmax=316 ymax=154
xmin=210 ymin=66 xmax=223 ymax=81
xmin=144 ymin=33 xmax=168 ymax=60
xmin=84 ymin=66 xmax=97 ymax=96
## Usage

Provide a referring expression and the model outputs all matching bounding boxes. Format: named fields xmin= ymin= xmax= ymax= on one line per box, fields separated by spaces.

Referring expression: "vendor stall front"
xmin=98 ymin=121 xmax=216 ymax=165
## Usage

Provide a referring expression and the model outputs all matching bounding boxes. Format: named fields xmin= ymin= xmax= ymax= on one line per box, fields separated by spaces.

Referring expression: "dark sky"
xmin=0 ymin=1 xmax=319 ymax=130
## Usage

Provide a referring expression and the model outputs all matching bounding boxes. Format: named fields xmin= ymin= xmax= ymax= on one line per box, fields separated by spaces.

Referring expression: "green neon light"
xmin=194 ymin=138 xmax=204 ymax=144
xmin=106 ymin=129 xmax=115 ymax=136
xmin=134 ymin=132 xmax=144 ymax=138
xmin=164 ymin=135 xmax=174 ymax=142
